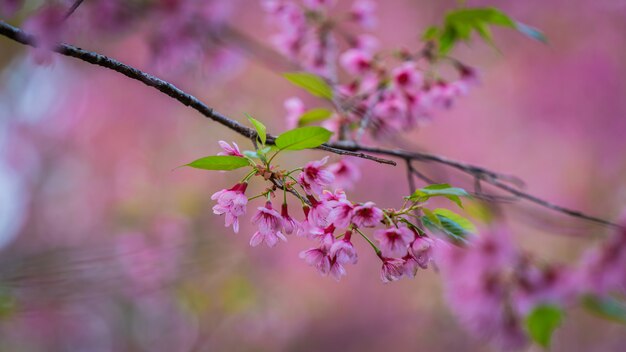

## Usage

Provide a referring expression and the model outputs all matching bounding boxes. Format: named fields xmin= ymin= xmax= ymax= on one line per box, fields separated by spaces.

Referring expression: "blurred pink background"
xmin=1 ymin=0 xmax=625 ymax=351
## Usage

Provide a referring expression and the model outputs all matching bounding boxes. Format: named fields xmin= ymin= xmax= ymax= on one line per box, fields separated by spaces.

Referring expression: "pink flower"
xmin=401 ymin=254 xmax=420 ymax=278
xmin=300 ymin=246 xmax=331 ymax=275
xmin=374 ymin=226 xmax=415 ymax=258
xmin=306 ymin=196 xmax=333 ymax=228
xmin=250 ymin=201 xmax=287 ymax=247
xmin=577 ymin=221 xmax=626 ymax=296
xmin=350 ymin=0 xmax=377 ymax=29
xmin=299 ymin=156 xmax=335 ymax=195
xmin=300 ymin=232 xmax=334 ymax=275
xmin=320 ymin=189 xmax=348 ymax=202
xmin=217 ymin=140 xmax=243 ymax=157
xmin=339 ymin=48 xmax=373 ymax=76
xmin=211 ymin=182 xmax=248 ymax=233
xmin=281 ymin=203 xmax=301 ymax=235
xmin=435 ymin=227 xmax=529 ymax=351
xmin=514 ymin=264 xmax=578 ymax=315
xmin=24 ymin=4 xmax=66 ymax=64
xmin=328 ymin=200 xmax=354 ymax=229
xmin=327 ymin=159 xmax=361 ymax=190
xmin=330 ymin=231 xmax=358 ymax=264
xmin=354 ymin=34 xmax=379 ymax=53
xmin=351 ymin=202 xmax=383 ymax=228
xmin=392 ymin=62 xmax=423 ymax=93
xmin=411 ymin=236 xmax=436 ymax=269
xmin=328 ymin=257 xmax=347 ymax=281
xmin=284 ymin=97 xmax=305 ymax=129
xmin=381 ymin=258 xmax=405 ymax=283
xmin=0 ymin=0 xmax=22 ymax=17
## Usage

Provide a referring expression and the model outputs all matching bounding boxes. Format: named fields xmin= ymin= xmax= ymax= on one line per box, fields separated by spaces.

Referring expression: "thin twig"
xmin=0 ymin=21 xmax=395 ymax=166
xmin=63 ymin=0 xmax=86 ymax=20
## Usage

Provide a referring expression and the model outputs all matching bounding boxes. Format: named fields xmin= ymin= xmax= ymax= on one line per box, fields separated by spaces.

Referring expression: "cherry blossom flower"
xmin=401 ymin=254 xmax=420 ymax=278
xmin=374 ymin=226 xmax=415 ymax=258
xmin=328 ymin=199 xmax=355 ymax=229
xmin=392 ymin=62 xmax=423 ymax=94
xmin=281 ymin=203 xmax=301 ymax=235
xmin=211 ymin=182 xmax=248 ymax=233
xmin=328 ymin=257 xmax=347 ymax=281
xmin=327 ymin=159 xmax=361 ymax=190
xmin=306 ymin=196 xmax=333 ymax=228
xmin=284 ymin=97 xmax=306 ymax=129
xmin=0 ymin=0 xmax=22 ymax=17
xmin=577 ymin=218 xmax=626 ymax=296
xmin=299 ymin=156 xmax=335 ymax=195
xmin=330 ymin=231 xmax=358 ymax=264
xmin=351 ymin=202 xmax=383 ymax=228
xmin=513 ymin=263 xmax=578 ymax=315
xmin=24 ymin=4 xmax=67 ymax=64
xmin=320 ymin=189 xmax=348 ymax=203
xmin=340 ymin=48 xmax=373 ymax=75
xmin=411 ymin=235 xmax=436 ymax=269
xmin=380 ymin=258 xmax=405 ymax=283
xmin=300 ymin=232 xmax=334 ymax=274
xmin=217 ymin=140 xmax=243 ymax=157
xmin=250 ymin=201 xmax=287 ymax=247
xmin=350 ymin=0 xmax=377 ymax=29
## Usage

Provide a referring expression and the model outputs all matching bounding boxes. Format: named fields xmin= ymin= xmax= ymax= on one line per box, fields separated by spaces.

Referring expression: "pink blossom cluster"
xmin=437 ymin=226 xmax=578 ymax=350
xmin=12 ymin=0 xmax=242 ymax=73
xmin=577 ymin=215 xmax=626 ymax=296
xmin=210 ymin=141 xmax=436 ymax=282
xmin=266 ymin=0 xmax=478 ymax=139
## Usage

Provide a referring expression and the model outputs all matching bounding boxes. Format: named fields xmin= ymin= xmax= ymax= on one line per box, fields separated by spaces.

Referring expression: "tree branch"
xmin=0 ymin=21 xmax=395 ymax=166
xmin=0 ymin=20 xmax=622 ymax=230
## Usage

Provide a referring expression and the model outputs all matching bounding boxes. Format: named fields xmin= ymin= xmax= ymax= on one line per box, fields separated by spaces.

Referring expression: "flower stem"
xmin=353 ymin=227 xmax=381 ymax=256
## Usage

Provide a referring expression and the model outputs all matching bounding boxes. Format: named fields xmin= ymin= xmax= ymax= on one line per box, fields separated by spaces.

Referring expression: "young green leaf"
xmin=431 ymin=6 xmax=546 ymax=55
xmin=275 ymin=126 xmax=332 ymax=151
xmin=185 ymin=155 xmax=250 ymax=170
xmin=422 ymin=26 xmax=440 ymax=41
xmin=582 ymin=295 xmax=626 ymax=325
xmin=246 ymin=114 xmax=267 ymax=145
xmin=283 ymin=72 xmax=333 ymax=100
xmin=298 ymin=108 xmax=333 ymax=126
xmin=421 ymin=208 xmax=475 ymax=243
xmin=433 ymin=208 xmax=477 ymax=233
xmin=525 ymin=305 xmax=564 ymax=348
xmin=409 ymin=183 xmax=470 ymax=207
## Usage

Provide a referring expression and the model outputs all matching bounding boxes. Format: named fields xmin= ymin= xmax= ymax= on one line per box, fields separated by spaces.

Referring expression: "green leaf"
xmin=409 ymin=183 xmax=470 ymax=208
xmin=246 ymin=114 xmax=267 ymax=146
xmin=433 ymin=208 xmax=477 ymax=233
xmin=525 ymin=305 xmax=564 ymax=348
xmin=421 ymin=208 xmax=475 ymax=243
xmin=185 ymin=155 xmax=250 ymax=170
xmin=283 ymin=72 xmax=333 ymax=100
xmin=422 ymin=26 xmax=440 ymax=41
xmin=275 ymin=126 xmax=332 ymax=151
xmin=422 ymin=208 xmax=442 ymax=228
xmin=432 ymin=7 xmax=546 ymax=55
xmin=582 ymin=295 xmax=626 ymax=325
xmin=243 ymin=150 xmax=260 ymax=159
xmin=298 ymin=108 xmax=333 ymax=127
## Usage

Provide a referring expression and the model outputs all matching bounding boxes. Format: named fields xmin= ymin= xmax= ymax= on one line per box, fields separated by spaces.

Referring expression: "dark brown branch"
xmin=0 ymin=21 xmax=395 ymax=166
xmin=0 ymin=20 xmax=622 ymax=230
